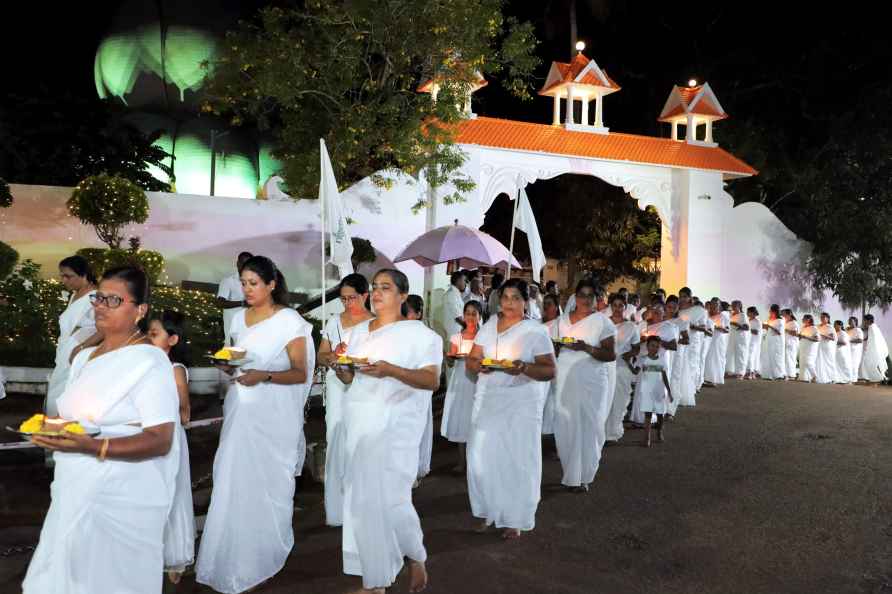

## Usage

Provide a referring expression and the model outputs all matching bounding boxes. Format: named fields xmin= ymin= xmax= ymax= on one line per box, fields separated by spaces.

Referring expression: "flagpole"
xmin=506 ymin=187 xmax=520 ymax=279
xmin=320 ymin=139 xmax=327 ymax=319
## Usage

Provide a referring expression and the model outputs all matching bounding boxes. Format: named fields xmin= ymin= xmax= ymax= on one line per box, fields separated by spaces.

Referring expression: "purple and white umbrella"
xmin=394 ymin=221 xmax=522 ymax=269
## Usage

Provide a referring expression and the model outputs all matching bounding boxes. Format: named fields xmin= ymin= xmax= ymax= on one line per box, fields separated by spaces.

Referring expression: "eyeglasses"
xmin=89 ymin=292 xmax=136 ymax=309
xmin=575 ymin=292 xmax=596 ymax=301
xmin=340 ymin=295 xmax=362 ymax=304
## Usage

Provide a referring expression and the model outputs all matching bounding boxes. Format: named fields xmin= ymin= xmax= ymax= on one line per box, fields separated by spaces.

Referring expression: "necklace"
xmin=89 ymin=329 xmax=144 ymax=361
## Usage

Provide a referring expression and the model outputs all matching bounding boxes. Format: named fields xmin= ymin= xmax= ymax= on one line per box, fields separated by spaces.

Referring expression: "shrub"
xmin=0 ymin=241 xmax=18 ymax=279
xmin=75 ymin=247 xmax=165 ymax=285
xmin=67 ymin=174 xmax=149 ymax=248
xmin=150 ymin=286 xmax=224 ymax=358
xmin=0 ymin=178 xmax=12 ymax=208
xmin=0 ymin=260 xmax=67 ymax=367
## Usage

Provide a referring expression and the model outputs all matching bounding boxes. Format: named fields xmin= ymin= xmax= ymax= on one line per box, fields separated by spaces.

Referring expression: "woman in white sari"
xmin=760 ymin=304 xmax=786 ymax=380
xmin=860 ymin=314 xmax=889 ymax=384
xmin=334 ymin=269 xmax=442 ymax=594
xmin=703 ymin=299 xmax=729 ymax=387
xmin=317 ymin=273 xmax=374 ymax=527
xmin=197 ymin=256 xmax=314 ymax=594
xmin=441 ymin=300 xmax=482 ymax=473
xmin=467 ymin=278 xmax=555 ymax=539
xmin=745 ymin=307 xmax=762 ymax=379
xmin=833 ymin=320 xmax=853 ymax=384
xmin=46 ymin=256 xmax=98 ymax=417
xmin=847 ymin=317 xmax=865 ymax=383
xmin=404 ymin=294 xmax=434 ymax=484
xmin=814 ymin=312 xmax=837 ymax=384
xmin=540 ymin=294 xmax=561 ymax=436
xmin=25 ymin=266 xmax=179 ymax=594
xmin=552 ymin=280 xmax=616 ymax=491
xmin=665 ymin=297 xmax=693 ymax=410
xmin=696 ymin=298 xmax=714 ymax=391
xmin=678 ymin=288 xmax=708 ymax=392
xmin=606 ymin=293 xmax=640 ymax=443
xmin=727 ymin=300 xmax=750 ymax=379
xmin=783 ymin=310 xmax=800 ymax=380
xmin=797 ymin=315 xmax=820 ymax=382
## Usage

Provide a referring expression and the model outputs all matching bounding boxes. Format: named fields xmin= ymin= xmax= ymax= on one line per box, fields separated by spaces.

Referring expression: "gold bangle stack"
xmin=98 ymin=438 xmax=110 ymax=462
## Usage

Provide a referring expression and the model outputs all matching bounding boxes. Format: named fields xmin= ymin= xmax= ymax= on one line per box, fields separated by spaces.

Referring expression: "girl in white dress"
xmin=467 ymin=279 xmax=556 ymax=539
xmin=761 ymin=304 xmax=786 ymax=380
xmin=782 ymin=309 xmax=800 ymax=380
xmin=703 ymin=299 xmax=729 ymax=386
xmin=847 ymin=317 xmax=865 ymax=383
xmin=197 ymin=256 xmax=315 ymax=594
xmin=552 ymin=280 xmax=616 ymax=491
xmin=317 ymin=274 xmax=375 ymax=527
xmin=540 ymin=294 xmax=561 ymax=436
xmin=634 ymin=335 xmax=673 ymax=447
xmin=631 ymin=303 xmax=678 ymax=425
xmin=797 ymin=315 xmax=820 ymax=382
xmin=833 ymin=320 xmax=853 ymax=384
xmin=745 ymin=307 xmax=762 ymax=379
xmin=147 ymin=310 xmax=195 ymax=584
xmin=814 ymin=313 xmax=837 ymax=384
xmin=606 ymin=293 xmax=640 ymax=443
xmin=441 ymin=300 xmax=482 ymax=473
xmin=727 ymin=300 xmax=750 ymax=379
xmin=404 ymin=294 xmax=434 ymax=484
xmin=334 ymin=269 xmax=442 ymax=594
xmin=25 ymin=266 xmax=180 ymax=594
xmin=47 ymin=256 xmax=98 ymax=417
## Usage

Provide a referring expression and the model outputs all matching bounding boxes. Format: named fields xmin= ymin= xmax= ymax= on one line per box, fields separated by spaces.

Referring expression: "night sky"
xmin=2 ymin=1 xmax=890 ymax=245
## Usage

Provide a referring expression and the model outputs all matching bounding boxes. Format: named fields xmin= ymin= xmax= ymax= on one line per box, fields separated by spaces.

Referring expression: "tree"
xmin=0 ymin=91 xmax=173 ymax=192
xmin=68 ymin=174 xmax=151 ymax=249
xmin=201 ymin=1 xmax=539 ymax=202
xmin=0 ymin=177 xmax=11 ymax=208
xmin=804 ymin=86 xmax=892 ymax=312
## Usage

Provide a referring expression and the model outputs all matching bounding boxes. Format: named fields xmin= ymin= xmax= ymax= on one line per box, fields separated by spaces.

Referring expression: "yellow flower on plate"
xmin=213 ymin=348 xmax=232 ymax=360
xmin=19 ymin=414 xmax=45 ymax=433
xmin=561 ymin=337 xmax=576 ymax=344
xmin=63 ymin=422 xmax=86 ymax=434
xmin=482 ymin=357 xmax=494 ymax=366
xmin=337 ymin=355 xmax=351 ymax=364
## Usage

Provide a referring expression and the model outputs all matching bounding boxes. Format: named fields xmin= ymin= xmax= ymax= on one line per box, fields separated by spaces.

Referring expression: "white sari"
xmin=798 ymin=326 xmax=819 ymax=382
xmin=196 ymin=308 xmax=314 ymax=594
xmin=553 ymin=311 xmax=616 ymax=487
xmin=441 ymin=334 xmax=478 ymax=443
xmin=165 ymin=363 xmax=195 ymax=573
xmin=848 ymin=327 xmax=864 ymax=382
xmin=468 ymin=319 xmax=552 ymax=531
xmin=746 ymin=317 xmax=762 ymax=375
xmin=606 ymin=321 xmax=640 ymax=442
xmin=762 ymin=318 xmax=786 ymax=379
xmin=631 ymin=322 xmax=679 ymax=424
xmin=541 ymin=318 xmax=559 ymax=435
xmin=699 ymin=317 xmax=714 ymax=390
xmin=785 ymin=320 xmax=800 ymax=378
xmin=727 ymin=313 xmax=750 ymax=377
xmin=815 ymin=324 xmax=837 ymax=384
xmin=341 ymin=320 xmax=442 ymax=589
xmin=46 ymin=291 xmax=96 ymax=416
xmin=835 ymin=331 xmax=852 ymax=383
xmin=669 ymin=317 xmax=694 ymax=410
xmin=704 ymin=313 xmax=728 ymax=385
xmin=24 ymin=345 xmax=179 ymax=594
xmin=679 ymin=305 xmax=708 ymax=392
xmin=860 ymin=324 xmax=889 ymax=382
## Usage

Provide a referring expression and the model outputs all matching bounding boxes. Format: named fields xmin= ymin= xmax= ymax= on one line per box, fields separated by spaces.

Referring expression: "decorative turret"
xmin=658 ymin=81 xmax=728 ymax=146
xmin=418 ymin=72 xmax=488 ymax=118
xmin=538 ymin=43 xmax=620 ymax=135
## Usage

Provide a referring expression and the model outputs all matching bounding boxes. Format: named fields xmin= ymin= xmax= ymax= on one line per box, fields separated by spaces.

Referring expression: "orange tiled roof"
xmin=539 ymin=54 xmax=621 ymax=94
xmin=454 ymin=116 xmax=756 ymax=178
xmin=661 ymin=85 xmax=728 ymax=121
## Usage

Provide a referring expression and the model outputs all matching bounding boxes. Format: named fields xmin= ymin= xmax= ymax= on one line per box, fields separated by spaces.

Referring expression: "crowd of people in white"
xmin=13 ymin=255 xmax=891 ymax=594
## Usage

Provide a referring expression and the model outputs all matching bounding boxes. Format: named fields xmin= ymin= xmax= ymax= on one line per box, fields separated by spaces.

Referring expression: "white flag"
xmin=319 ymin=139 xmax=354 ymax=277
xmin=515 ymin=187 xmax=546 ymax=283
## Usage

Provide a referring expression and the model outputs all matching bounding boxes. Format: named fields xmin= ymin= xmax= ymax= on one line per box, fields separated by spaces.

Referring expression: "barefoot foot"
xmin=475 ymin=519 xmax=491 ymax=533
xmin=501 ymin=528 xmax=521 ymax=540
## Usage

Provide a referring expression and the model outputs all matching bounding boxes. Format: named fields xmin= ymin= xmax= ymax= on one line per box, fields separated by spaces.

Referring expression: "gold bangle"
xmin=98 ymin=438 xmax=109 ymax=462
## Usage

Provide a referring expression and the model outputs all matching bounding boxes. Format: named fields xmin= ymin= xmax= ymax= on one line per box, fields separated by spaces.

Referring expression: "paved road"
xmin=2 ymin=379 xmax=891 ymax=594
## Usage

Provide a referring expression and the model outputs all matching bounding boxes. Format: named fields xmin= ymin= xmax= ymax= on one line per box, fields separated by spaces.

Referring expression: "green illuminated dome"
xmin=93 ymin=1 xmax=275 ymax=198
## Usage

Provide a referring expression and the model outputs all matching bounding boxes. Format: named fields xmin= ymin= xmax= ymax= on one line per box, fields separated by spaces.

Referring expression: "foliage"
xmin=0 ymin=91 xmax=172 ymax=192
xmin=0 ymin=241 xmax=19 ymax=279
xmin=202 ymin=0 xmax=539 ymax=202
xmin=0 ymin=260 xmax=67 ymax=367
xmin=75 ymin=247 xmax=165 ymax=285
xmin=0 ymin=177 xmax=12 ymax=208
xmin=68 ymin=174 xmax=150 ymax=249
xmin=150 ymin=286 xmax=224 ymax=359
xmin=803 ymin=87 xmax=892 ymax=312
xmin=351 ymin=237 xmax=376 ymax=265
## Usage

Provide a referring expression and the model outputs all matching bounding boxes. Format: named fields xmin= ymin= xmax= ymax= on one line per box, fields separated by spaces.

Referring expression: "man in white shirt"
xmin=465 ymin=276 xmax=488 ymax=317
xmin=441 ymin=271 xmax=467 ymax=339
xmin=527 ymin=282 xmax=543 ymax=320
xmin=487 ymin=272 xmax=504 ymax=317
xmin=217 ymin=251 xmax=252 ymax=342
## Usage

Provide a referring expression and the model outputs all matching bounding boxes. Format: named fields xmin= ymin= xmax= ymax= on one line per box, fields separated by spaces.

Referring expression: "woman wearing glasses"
xmin=196 ymin=256 xmax=315 ymax=594
xmin=552 ymin=279 xmax=616 ymax=492
xmin=317 ymin=273 xmax=374 ymax=526
xmin=46 ymin=255 xmax=99 ymax=418
xmin=24 ymin=266 xmax=180 ymax=594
